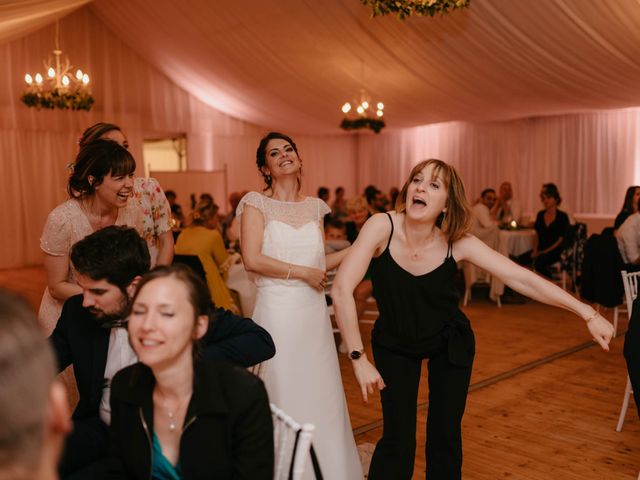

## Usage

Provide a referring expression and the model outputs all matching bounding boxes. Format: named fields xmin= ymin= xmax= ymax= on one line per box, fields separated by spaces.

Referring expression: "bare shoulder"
xmin=354 ymin=212 xmax=394 ymax=255
xmin=360 ymin=212 xmax=393 ymax=237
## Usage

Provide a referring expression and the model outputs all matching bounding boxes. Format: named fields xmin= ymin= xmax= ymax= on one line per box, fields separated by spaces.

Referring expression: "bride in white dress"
xmin=238 ymin=132 xmax=363 ymax=479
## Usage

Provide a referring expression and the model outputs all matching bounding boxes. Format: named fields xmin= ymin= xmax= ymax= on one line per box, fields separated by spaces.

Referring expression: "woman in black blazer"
xmin=107 ymin=264 xmax=273 ymax=479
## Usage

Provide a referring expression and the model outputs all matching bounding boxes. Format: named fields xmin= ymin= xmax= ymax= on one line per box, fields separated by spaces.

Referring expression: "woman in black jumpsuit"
xmin=331 ymin=159 xmax=614 ymax=479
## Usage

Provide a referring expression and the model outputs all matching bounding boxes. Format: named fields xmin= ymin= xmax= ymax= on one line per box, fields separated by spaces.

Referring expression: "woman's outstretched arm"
xmin=454 ymin=234 xmax=614 ymax=350
xmin=332 ymin=214 xmax=389 ymax=402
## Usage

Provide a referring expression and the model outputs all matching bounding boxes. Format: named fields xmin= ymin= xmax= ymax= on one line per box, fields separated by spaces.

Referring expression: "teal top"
xmin=151 ymin=432 xmax=183 ymax=480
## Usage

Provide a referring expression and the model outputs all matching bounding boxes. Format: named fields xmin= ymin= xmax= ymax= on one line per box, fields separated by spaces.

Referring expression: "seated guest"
xmin=325 ymin=219 xmax=350 ymax=254
xmin=364 ymin=185 xmax=387 ymax=214
xmin=471 ymin=188 xmax=499 ymax=248
xmin=175 ymin=201 xmax=239 ymax=313
xmin=492 ymin=181 xmax=522 ymax=225
xmin=221 ymin=191 xmax=243 ymax=248
xmin=317 ymin=186 xmax=330 ymax=203
xmin=0 ymin=290 xmax=71 ymax=480
xmin=616 ymin=211 xmax=640 ymax=270
xmin=317 ymin=186 xmax=331 ymax=226
xmin=529 ymin=183 xmax=570 ymax=278
xmin=107 ymin=265 xmax=273 ymax=479
xmin=165 ymin=190 xmax=184 ymax=228
xmin=345 ymin=196 xmax=370 ymax=244
xmin=615 ymin=185 xmax=640 ymax=230
xmin=332 ymin=186 xmax=349 ymax=220
xmin=50 ymin=226 xmax=275 ymax=479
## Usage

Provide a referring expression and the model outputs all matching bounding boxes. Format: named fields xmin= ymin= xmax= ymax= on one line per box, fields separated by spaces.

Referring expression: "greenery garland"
xmin=21 ymin=89 xmax=94 ymax=111
xmin=340 ymin=117 xmax=386 ymax=134
xmin=362 ymin=0 xmax=470 ymax=19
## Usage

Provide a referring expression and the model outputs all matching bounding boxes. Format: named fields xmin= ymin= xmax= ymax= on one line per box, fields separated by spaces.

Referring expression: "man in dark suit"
xmin=50 ymin=226 xmax=275 ymax=479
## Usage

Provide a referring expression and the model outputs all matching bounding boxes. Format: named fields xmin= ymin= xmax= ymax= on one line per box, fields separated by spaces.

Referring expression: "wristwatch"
xmin=349 ymin=349 xmax=365 ymax=360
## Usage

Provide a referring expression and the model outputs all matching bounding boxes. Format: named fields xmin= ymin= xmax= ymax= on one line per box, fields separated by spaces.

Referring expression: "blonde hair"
xmin=190 ymin=201 xmax=219 ymax=226
xmin=0 ymin=290 xmax=56 ymax=470
xmin=346 ymin=196 xmax=368 ymax=215
xmin=395 ymin=159 xmax=472 ymax=241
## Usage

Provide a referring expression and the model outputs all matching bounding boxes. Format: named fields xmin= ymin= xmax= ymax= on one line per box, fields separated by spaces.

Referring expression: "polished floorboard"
xmin=1 ymin=267 xmax=638 ymax=479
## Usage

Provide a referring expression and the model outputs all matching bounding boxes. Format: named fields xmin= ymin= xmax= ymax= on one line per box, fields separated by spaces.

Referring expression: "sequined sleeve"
xmin=40 ymin=203 xmax=73 ymax=256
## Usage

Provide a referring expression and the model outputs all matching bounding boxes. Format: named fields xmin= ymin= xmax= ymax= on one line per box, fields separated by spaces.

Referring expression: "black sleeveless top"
xmin=370 ymin=213 xmax=474 ymax=366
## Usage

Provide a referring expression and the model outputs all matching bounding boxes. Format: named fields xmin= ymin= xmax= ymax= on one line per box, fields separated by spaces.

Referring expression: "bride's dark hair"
xmin=255 ymin=132 xmax=302 ymax=192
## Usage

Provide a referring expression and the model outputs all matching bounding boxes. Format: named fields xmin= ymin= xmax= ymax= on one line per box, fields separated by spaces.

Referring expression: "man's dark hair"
xmin=364 ymin=185 xmax=380 ymax=205
xmin=70 ymin=226 xmax=151 ymax=291
xmin=481 ymin=188 xmax=496 ymax=198
xmin=317 ymin=187 xmax=329 ymax=199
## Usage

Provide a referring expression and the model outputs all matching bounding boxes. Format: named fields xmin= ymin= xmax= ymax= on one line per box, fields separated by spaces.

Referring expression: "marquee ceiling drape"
xmin=0 ymin=0 xmax=90 ymax=44
xmin=3 ymin=0 xmax=640 ymax=134
xmin=84 ymin=0 xmax=640 ymax=134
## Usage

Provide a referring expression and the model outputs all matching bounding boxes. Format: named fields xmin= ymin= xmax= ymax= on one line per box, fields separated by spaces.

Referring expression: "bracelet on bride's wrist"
xmin=286 ymin=264 xmax=293 ymax=280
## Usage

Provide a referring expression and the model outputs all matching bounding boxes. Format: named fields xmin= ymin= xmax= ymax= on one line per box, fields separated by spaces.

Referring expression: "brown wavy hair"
xmin=395 ymin=159 xmax=471 ymax=241
xmin=67 ymin=139 xmax=136 ymax=199
xmin=189 ymin=201 xmax=219 ymax=226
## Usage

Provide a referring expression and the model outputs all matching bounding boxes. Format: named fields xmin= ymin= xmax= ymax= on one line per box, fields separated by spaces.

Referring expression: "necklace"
xmin=157 ymin=389 xmax=191 ymax=433
xmin=404 ymin=223 xmax=437 ymax=261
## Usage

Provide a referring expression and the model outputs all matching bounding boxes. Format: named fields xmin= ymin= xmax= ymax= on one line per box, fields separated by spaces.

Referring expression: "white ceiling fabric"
xmin=0 ymin=0 xmax=90 ymax=44
xmin=82 ymin=0 xmax=640 ymax=134
xmin=3 ymin=1 xmax=640 ymax=134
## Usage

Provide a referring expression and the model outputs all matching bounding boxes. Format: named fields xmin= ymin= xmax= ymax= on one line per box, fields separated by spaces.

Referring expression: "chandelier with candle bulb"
xmin=21 ymin=21 xmax=93 ymax=111
xmin=339 ymin=89 xmax=385 ymax=133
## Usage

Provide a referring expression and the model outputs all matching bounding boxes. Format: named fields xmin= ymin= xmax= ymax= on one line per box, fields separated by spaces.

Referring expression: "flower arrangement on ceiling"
xmin=362 ymin=0 xmax=470 ymax=19
xmin=21 ymin=21 xmax=94 ymax=111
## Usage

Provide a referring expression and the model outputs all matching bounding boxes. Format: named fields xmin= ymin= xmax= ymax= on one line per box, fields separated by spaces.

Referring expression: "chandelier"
xmin=21 ymin=21 xmax=94 ymax=111
xmin=340 ymin=89 xmax=385 ymax=134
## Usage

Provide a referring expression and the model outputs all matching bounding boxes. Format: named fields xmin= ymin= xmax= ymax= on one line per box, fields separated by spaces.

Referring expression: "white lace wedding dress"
xmin=237 ymin=192 xmax=363 ymax=480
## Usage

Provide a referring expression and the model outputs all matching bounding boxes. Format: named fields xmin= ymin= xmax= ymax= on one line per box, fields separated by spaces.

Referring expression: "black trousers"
xmin=516 ymin=249 xmax=562 ymax=279
xmin=624 ymin=297 xmax=640 ymax=419
xmin=59 ymin=416 xmax=109 ymax=480
xmin=368 ymin=341 xmax=474 ymax=480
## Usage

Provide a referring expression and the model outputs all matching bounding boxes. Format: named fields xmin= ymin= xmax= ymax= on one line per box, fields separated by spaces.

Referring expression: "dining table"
xmin=489 ymin=228 xmax=536 ymax=300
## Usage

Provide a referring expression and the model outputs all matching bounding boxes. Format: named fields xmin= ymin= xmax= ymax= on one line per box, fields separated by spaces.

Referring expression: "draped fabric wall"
xmin=357 ymin=110 xmax=640 ymax=217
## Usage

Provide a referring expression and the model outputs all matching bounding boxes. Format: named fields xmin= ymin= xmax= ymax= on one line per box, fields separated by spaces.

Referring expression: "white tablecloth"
xmin=490 ymin=229 xmax=536 ymax=299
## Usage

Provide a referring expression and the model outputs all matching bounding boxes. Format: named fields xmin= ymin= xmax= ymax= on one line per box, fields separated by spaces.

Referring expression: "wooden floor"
xmin=2 ymin=268 xmax=638 ymax=479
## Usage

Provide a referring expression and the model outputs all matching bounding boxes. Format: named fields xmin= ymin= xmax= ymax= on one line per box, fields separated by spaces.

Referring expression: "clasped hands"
xmin=300 ymin=265 xmax=328 ymax=291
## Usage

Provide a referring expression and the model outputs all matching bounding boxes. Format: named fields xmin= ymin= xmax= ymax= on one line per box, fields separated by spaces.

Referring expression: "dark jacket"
xmin=107 ymin=360 xmax=273 ymax=480
xmin=580 ymin=233 xmax=624 ymax=307
xmin=49 ymin=294 xmax=275 ymax=420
